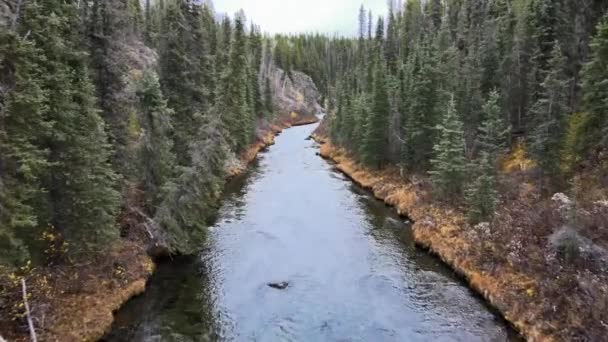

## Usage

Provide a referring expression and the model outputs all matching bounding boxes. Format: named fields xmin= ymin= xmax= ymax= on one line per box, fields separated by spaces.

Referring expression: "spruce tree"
xmin=465 ymin=152 xmax=498 ymax=223
xmin=352 ymin=93 xmax=371 ymax=156
xmin=136 ymin=70 xmax=176 ymax=207
xmin=402 ymin=46 xmax=440 ymax=171
xmin=0 ymin=31 xmax=50 ymax=266
xmin=21 ymin=0 xmax=120 ymax=255
xmin=385 ymin=9 xmax=398 ymax=72
xmin=477 ymin=90 xmax=510 ymax=159
xmin=465 ymin=91 xmax=508 ymax=224
xmin=158 ymin=0 xmax=193 ymax=164
xmin=158 ymin=0 xmax=213 ymax=165
xmin=144 ymin=0 xmax=153 ymax=45
xmin=89 ymin=0 xmax=142 ymax=176
xmin=218 ymin=16 xmax=252 ymax=152
xmin=264 ymin=77 xmax=275 ymax=116
xmin=216 ymin=16 xmax=233 ymax=80
xmin=154 ymin=116 xmax=228 ymax=254
xmin=362 ymin=60 xmax=390 ymax=168
xmin=581 ymin=14 xmax=608 ymax=152
xmin=429 ymin=96 xmax=467 ymax=197
xmin=529 ymin=42 xmax=570 ymax=187
xmin=330 ymin=81 xmax=345 ymax=142
xmin=249 ymin=25 xmax=264 ymax=118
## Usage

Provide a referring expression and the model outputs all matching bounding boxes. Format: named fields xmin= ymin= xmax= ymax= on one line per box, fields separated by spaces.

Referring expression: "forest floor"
xmin=0 ymin=113 xmax=319 ymax=342
xmin=312 ymin=133 xmax=608 ymax=342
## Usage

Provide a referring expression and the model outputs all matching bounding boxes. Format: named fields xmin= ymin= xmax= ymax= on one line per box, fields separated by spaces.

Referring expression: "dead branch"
xmin=131 ymin=208 xmax=156 ymax=239
xmin=142 ymin=222 xmax=155 ymax=239
xmin=21 ymin=278 xmax=38 ymax=342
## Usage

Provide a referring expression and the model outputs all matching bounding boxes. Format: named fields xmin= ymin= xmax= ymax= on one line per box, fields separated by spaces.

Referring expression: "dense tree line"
xmin=0 ymin=0 xmax=274 ymax=268
xmin=2 ymin=0 xmax=608 ymax=269
xmin=276 ymin=0 xmax=608 ymax=223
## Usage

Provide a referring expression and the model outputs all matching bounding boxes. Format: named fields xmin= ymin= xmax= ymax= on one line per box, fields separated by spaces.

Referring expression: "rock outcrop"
xmin=0 ymin=0 xmax=16 ymax=29
xmin=266 ymin=64 xmax=323 ymax=118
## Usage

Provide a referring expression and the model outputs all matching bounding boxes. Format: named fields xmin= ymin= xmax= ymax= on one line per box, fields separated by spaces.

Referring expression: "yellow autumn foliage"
xmin=501 ymin=142 xmax=536 ymax=173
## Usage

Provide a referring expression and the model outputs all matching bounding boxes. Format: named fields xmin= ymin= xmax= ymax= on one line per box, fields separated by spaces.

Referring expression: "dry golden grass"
xmin=1 ymin=241 xmax=154 ymax=342
xmin=42 ymin=243 xmax=154 ymax=342
xmin=312 ymin=136 xmax=599 ymax=342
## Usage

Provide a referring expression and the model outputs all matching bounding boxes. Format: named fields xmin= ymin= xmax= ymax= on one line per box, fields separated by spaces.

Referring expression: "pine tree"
xmin=385 ymin=9 xmax=398 ymax=72
xmin=218 ymin=16 xmax=252 ymax=152
xmin=352 ymin=93 xmax=371 ymax=155
xmin=144 ymin=0 xmax=153 ymax=45
xmin=136 ymin=70 xmax=176 ymax=207
xmin=198 ymin=3 xmax=218 ymax=108
xmin=264 ymin=77 xmax=275 ymax=116
xmin=154 ymin=116 xmax=228 ymax=254
xmin=330 ymin=81 xmax=346 ymax=142
xmin=402 ymin=45 xmax=440 ymax=171
xmin=249 ymin=24 xmax=264 ymax=118
xmin=401 ymin=0 xmax=423 ymax=60
xmin=0 ymin=31 xmax=50 ymax=266
xmin=374 ymin=16 xmax=385 ymax=52
xmin=344 ymin=87 xmax=358 ymax=146
xmin=21 ymin=0 xmax=120 ymax=255
xmin=580 ymin=14 xmax=608 ymax=152
xmin=429 ymin=96 xmax=467 ymax=197
xmin=465 ymin=153 xmax=498 ymax=223
xmin=124 ymin=0 xmax=144 ymax=35
xmin=477 ymin=90 xmax=510 ymax=159
xmin=158 ymin=0 xmax=192 ymax=164
xmin=428 ymin=0 xmax=443 ymax=31
xmin=368 ymin=10 xmax=373 ymax=40
xmin=89 ymin=0 xmax=133 ymax=173
xmin=465 ymin=91 xmax=508 ymax=224
xmin=362 ymin=60 xmax=390 ymax=168
xmin=529 ymin=42 xmax=570 ymax=187
xmin=158 ymin=0 xmax=211 ymax=165
xmin=216 ymin=16 xmax=232 ymax=79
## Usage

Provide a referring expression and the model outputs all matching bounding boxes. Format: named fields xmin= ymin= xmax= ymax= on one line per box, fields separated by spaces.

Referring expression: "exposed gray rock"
xmin=268 ymin=281 xmax=289 ymax=290
xmin=0 ymin=0 xmax=16 ymax=29
xmin=549 ymin=226 xmax=608 ymax=272
xmin=552 ymin=192 xmax=574 ymax=221
xmin=265 ymin=64 xmax=322 ymax=117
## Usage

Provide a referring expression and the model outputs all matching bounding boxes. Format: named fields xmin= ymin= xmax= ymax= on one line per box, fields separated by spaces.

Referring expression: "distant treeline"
xmin=275 ymin=0 xmax=608 ymax=222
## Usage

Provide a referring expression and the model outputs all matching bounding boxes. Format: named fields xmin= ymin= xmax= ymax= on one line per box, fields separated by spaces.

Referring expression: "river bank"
xmin=312 ymin=134 xmax=608 ymax=342
xmin=0 ymin=114 xmax=318 ymax=342
xmin=104 ymin=121 xmax=515 ymax=341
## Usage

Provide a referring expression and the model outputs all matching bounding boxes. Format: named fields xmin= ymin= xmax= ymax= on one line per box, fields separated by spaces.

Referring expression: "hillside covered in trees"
xmin=1 ymin=0 xmax=608 ymax=340
xmin=302 ymin=0 xmax=608 ymax=340
xmin=0 ymin=0 xmax=321 ymax=340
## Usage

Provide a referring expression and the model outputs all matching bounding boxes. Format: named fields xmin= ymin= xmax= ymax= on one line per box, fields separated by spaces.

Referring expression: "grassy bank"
xmin=313 ymin=135 xmax=608 ymax=342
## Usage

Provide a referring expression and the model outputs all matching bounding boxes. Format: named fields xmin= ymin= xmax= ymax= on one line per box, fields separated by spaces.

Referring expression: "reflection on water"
xmin=105 ymin=123 xmax=519 ymax=342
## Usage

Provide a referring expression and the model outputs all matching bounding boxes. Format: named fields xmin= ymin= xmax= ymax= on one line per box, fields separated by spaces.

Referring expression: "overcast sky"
xmin=213 ymin=0 xmax=389 ymax=36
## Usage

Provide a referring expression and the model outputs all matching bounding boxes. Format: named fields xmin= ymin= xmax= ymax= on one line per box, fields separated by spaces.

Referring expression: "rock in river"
xmin=268 ymin=282 xmax=289 ymax=290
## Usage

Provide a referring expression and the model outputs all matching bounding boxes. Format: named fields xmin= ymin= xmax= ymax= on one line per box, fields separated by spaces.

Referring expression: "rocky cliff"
xmin=266 ymin=64 xmax=323 ymax=118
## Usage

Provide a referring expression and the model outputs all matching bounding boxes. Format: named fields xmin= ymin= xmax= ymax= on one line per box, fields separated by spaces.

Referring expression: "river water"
xmin=104 ymin=122 xmax=518 ymax=342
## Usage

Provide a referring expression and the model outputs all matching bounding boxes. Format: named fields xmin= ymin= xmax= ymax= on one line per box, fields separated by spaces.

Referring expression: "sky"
xmin=212 ymin=0 xmax=389 ymax=36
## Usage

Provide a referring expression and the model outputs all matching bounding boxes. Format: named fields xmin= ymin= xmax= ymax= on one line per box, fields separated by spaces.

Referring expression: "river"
xmin=104 ymin=122 xmax=518 ymax=342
